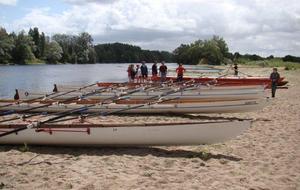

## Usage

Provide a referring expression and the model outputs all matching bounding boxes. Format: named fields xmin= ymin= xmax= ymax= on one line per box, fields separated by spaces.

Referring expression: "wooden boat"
xmin=0 ymin=99 xmax=269 ymax=114
xmin=0 ymin=120 xmax=251 ymax=145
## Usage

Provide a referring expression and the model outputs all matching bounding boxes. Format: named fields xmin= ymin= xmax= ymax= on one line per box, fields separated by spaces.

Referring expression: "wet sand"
xmin=0 ymin=67 xmax=299 ymax=190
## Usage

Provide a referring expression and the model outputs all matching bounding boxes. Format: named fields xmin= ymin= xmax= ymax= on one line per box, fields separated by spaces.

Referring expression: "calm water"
xmin=0 ymin=63 xmax=165 ymax=98
xmin=0 ymin=63 xmax=218 ymax=98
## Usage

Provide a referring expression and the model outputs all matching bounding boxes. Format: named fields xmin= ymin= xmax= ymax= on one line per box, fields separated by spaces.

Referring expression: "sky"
xmin=0 ymin=0 xmax=300 ymax=56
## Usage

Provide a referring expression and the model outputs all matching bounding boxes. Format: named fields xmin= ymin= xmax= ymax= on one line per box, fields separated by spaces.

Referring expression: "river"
xmin=0 ymin=63 xmax=220 ymax=98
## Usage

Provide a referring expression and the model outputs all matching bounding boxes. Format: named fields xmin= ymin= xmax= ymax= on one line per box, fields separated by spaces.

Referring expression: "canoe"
xmin=0 ymin=95 xmax=264 ymax=105
xmin=61 ymin=83 xmax=266 ymax=92
xmin=17 ymin=87 xmax=265 ymax=102
xmin=96 ymin=76 xmax=287 ymax=88
xmin=0 ymin=120 xmax=251 ymax=145
xmin=152 ymin=76 xmax=288 ymax=88
xmin=0 ymin=99 xmax=269 ymax=114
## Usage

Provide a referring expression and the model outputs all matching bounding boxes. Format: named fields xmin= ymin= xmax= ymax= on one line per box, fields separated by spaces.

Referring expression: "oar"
xmin=0 ymin=82 xmax=99 ymax=110
xmin=0 ymin=81 xmax=142 ymax=116
xmin=49 ymin=80 xmax=197 ymax=123
xmin=0 ymin=81 xmax=131 ymax=118
xmin=0 ymin=90 xmax=58 ymax=109
xmin=0 ymin=81 xmax=154 ymax=125
xmin=0 ymin=80 xmax=196 ymax=137
xmin=101 ymin=97 xmax=181 ymax=116
xmin=32 ymin=81 xmax=166 ymax=122
xmin=0 ymin=81 xmax=159 ymax=134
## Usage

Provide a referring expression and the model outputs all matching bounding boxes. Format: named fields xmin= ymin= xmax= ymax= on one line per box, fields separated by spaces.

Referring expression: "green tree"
xmin=173 ymin=36 xmax=229 ymax=65
xmin=74 ymin=32 xmax=93 ymax=63
xmin=44 ymin=41 xmax=63 ymax=63
xmin=202 ymin=39 xmax=223 ymax=65
xmin=11 ymin=31 xmax=35 ymax=64
xmin=94 ymin=42 xmax=173 ymax=63
xmin=28 ymin=27 xmax=40 ymax=58
xmin=88 ymin=46 xmax=97 ymax=63
xmin=39 ymin=32 xmax=46 ymax=58
xmin=52 ymin=34 xmax=73 ymax=63
xmin=173 ymin=44 xmax=191 ymax=64
xmin=0 ymin=27 xmax=14 ymax=64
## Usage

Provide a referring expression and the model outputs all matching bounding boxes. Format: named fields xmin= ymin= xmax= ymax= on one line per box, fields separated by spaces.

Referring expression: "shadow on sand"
xmin=120 ymin=113 xmax=253 ymax=122
xmin=0 ymin=145 xmax=242 ymax=162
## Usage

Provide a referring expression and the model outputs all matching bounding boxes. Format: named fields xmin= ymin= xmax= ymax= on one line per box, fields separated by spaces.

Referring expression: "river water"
xmin=0 ymin=63 xmax=220 ymax=98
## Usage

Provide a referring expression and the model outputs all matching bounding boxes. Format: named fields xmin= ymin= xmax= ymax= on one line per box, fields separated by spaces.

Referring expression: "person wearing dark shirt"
xmin=159 ymin=61 xmax=168 ymax=82
xmin=53 ymin=84 xmax=58 ymax=92
xmin=270 ymin=68 xmax=280 ymax=98
xmin=233 ymin=63 xmax=238 ymax=76
xmin=152 ymin=62 xmax=158 ymax=78
xmin=14 ymin=89 xmax=19 ymax=100
xmin=140 ymin=61 xmax=148 ymax=82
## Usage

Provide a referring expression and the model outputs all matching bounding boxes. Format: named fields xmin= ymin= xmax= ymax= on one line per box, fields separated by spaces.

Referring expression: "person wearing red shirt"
xmin=176 ymin=63 xmax=186 ymax=82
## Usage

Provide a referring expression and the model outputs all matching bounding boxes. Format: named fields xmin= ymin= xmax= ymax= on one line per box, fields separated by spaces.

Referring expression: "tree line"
xmin=0 ymin=27 xmax=173 ymax=64
xmin=1 ymin=26 xmax=299 ymax=65
xmin=0 ymin=27 xmax=96 ymax=64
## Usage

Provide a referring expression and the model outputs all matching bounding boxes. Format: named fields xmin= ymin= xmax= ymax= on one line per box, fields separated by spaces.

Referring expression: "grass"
xmin=236 ymin=58 xmax=300 ymax=70
xmin=19 ymin=143 xmax=29 ymax=152
xmin=25 ymin=58 xmax=46 ymax=65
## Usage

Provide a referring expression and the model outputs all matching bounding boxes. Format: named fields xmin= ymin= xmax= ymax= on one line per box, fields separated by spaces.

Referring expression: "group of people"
xmin=127 ymin=61 xmax=186 ymax=83
xmin=127 ymin=61 xmax=149 ymax=83
xmin=128 ymin=62 xmax=281 ymax=98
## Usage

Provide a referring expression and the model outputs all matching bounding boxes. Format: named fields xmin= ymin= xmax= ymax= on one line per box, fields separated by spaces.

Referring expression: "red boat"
xmin=97 ymin=76 xmax=288 ymax=88
xmin=153 ymin=76 xmax=288 ymax=88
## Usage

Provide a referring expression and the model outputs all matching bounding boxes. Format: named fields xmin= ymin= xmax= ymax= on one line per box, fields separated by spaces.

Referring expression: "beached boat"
xmin=59 ymin=83 xmax=267 ymax=91
xmin=151 ymin=76 xmax=288 ymax=87
xmin=95 ymin=76 xmax=287 ymax=88
xmin=0 ymin=99 xmax=269 ymax=114
xmin=16 ymin=86 xmax=265 ymax=102
xmin=0 ymin=120 xmax=251 ymax=145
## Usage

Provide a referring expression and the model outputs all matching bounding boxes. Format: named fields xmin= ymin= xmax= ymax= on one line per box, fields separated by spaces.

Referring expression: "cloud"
xmin=63 ymin=0 xmax=118 ymax=5
xmin=0 ymin=0 xmax=17 ymax=6
xmin=5 ymin=0 xmax=300 ymax=56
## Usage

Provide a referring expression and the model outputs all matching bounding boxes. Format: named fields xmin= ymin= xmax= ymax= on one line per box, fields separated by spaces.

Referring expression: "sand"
xmin=0 ymin=67 xmax=299 ymax=190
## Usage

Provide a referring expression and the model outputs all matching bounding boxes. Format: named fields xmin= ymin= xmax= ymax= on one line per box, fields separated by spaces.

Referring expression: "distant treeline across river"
xmin=1 ymin=27 xmax=300 ymax=65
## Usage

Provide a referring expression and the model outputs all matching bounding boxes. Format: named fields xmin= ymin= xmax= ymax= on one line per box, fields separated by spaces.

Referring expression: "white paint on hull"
xmin=0 ymin=99 xmax=269 ymax=114
xmin=0 ymin=120 xmax=251 ymax=145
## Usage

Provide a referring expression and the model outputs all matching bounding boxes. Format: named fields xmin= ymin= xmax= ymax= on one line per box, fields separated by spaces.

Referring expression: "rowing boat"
xmin=151 ymin=76 xmax=288 ymax=87
xmin=0 ymin=120 xmax=251 ymax=145
xmin=0 ymin=99 xmax=269 ymax=114
xmin=95 ymin=76 xmax=287 ymax=88
xmin=59 ymin=84 xmax=267 ymax=91
xmin=17 ymin=86 xmax=265 ymax=102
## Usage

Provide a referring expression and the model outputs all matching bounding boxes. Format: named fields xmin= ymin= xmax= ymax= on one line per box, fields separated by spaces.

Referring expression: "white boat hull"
xmin=18 ymin=86 xmax=265 ymax=101
xmin=0 ymin=120 xmax=251 ymax=145
xmin=0 ymin=99 xmax=269 ymax=114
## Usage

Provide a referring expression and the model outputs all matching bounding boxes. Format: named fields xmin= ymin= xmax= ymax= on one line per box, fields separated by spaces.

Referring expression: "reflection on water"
xmin=0 ymin=63 xmax=216 ymax=98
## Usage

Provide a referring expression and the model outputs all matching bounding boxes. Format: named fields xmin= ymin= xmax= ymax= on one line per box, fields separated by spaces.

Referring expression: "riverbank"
xmin=0 ymin=67 xmax=299 ymax=189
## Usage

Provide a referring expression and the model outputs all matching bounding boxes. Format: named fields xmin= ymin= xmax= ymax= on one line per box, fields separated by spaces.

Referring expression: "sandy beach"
xmin=0 ymin=67 xmax=299 ymax=190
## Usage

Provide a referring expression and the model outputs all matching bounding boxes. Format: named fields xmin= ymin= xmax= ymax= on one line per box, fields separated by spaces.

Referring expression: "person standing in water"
xmin=270 ymin=68 xmax=280 ymax=98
